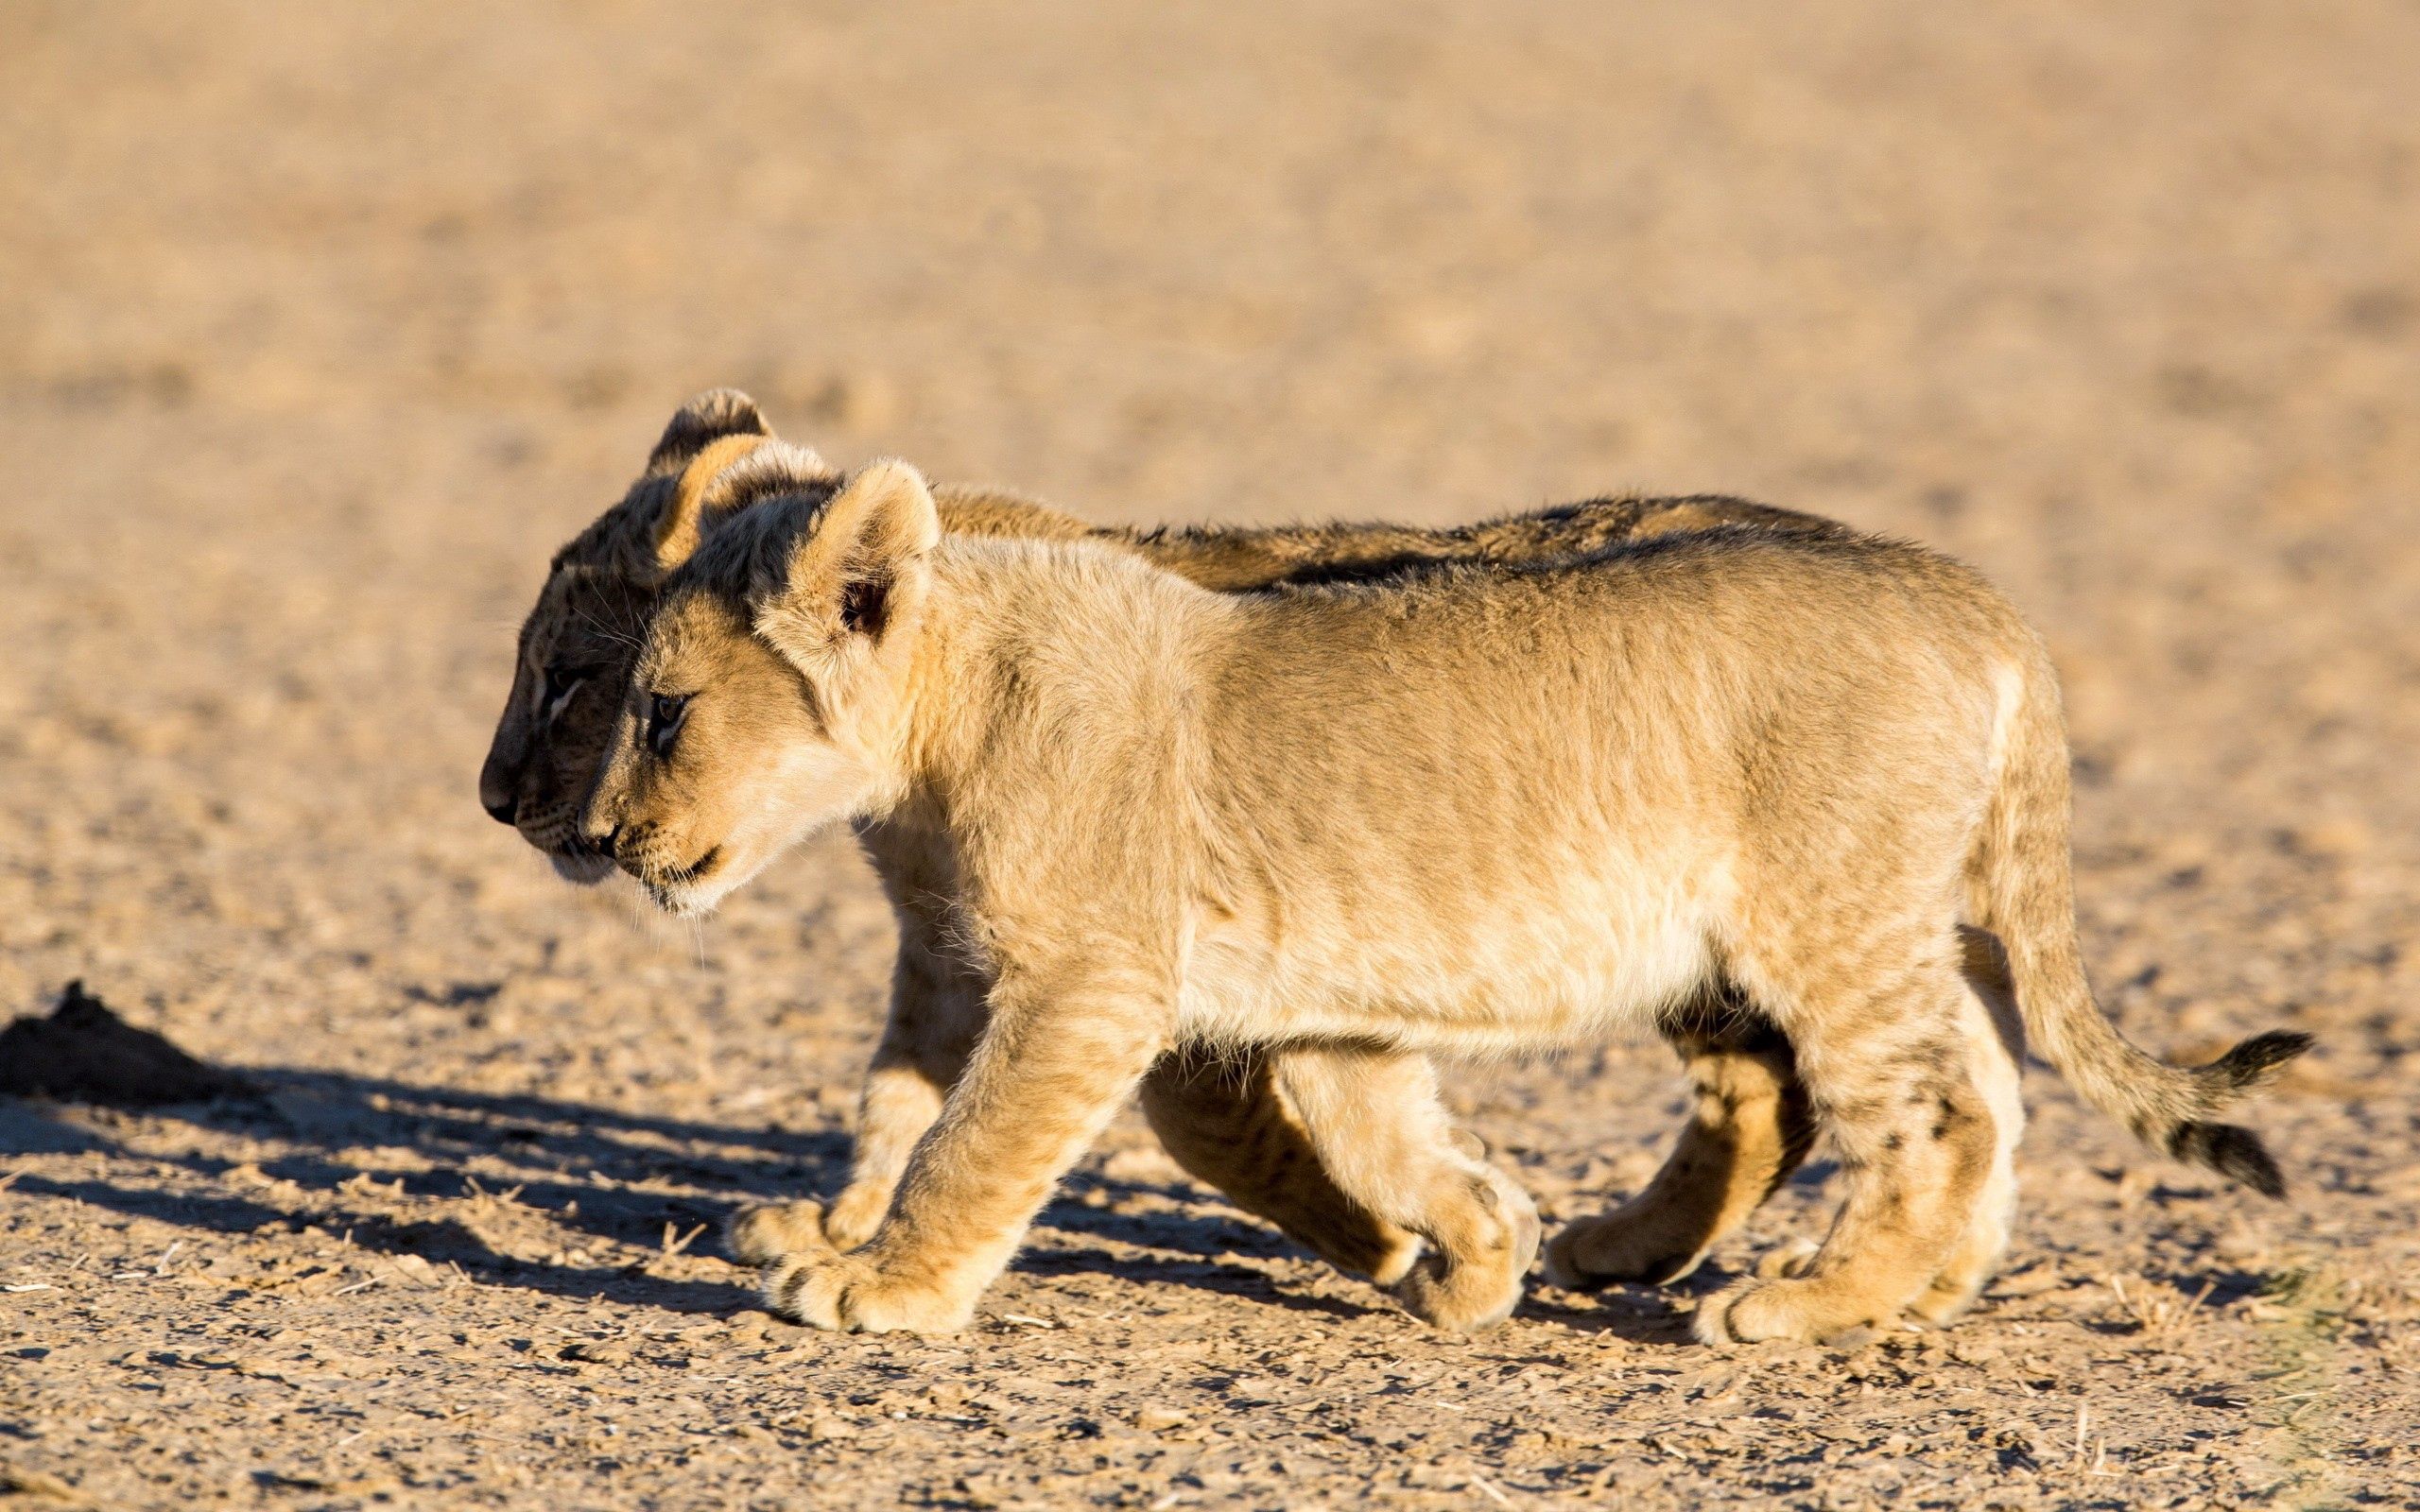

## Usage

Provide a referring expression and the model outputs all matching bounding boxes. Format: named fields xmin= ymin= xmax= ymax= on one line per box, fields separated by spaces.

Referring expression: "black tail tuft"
xmin=2204 ymin=1030 xmax=2315 ymax=1091
xmin=2168 ymin=1122 xmax=2289 ymax=1199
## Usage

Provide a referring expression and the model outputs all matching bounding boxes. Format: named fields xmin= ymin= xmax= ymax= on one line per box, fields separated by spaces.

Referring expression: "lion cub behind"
xmin=482 ymin=391 xmax=1896 ymax=1320
xmin=581 ymin=447 xmax=2305 ymax=1343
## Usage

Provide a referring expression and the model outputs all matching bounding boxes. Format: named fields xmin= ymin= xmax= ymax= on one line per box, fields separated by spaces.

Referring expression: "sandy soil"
xmin=3 ymin=3 xmax=2417 ymax=1507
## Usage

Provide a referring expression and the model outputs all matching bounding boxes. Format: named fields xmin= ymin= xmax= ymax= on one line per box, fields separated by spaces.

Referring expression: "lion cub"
xmin=580 ymin=445 xmax=2305 ymax=1343
xmin=488 ymin=392 xmax=1900 ymax=1323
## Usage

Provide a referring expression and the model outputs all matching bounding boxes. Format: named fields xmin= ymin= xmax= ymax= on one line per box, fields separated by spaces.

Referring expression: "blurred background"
xmin=1 ymin=3 xmax=2414 ymax=1503
xmin=5 ymin=0 xmax=2411 ymax=1075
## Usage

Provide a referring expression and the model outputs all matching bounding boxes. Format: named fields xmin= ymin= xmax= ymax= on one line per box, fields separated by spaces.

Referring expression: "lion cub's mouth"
xmin=517 ymin=812 xmax=617 ymax=886
xmin=637 ymin=844 xmax=722 ymax=905
xmin=547 ymin=846 xmax=618 ymax=885
xmin=666 ymin=844 xmax=721 ymax=884
xmin=549 ymin=832 xmax=616 ymax=879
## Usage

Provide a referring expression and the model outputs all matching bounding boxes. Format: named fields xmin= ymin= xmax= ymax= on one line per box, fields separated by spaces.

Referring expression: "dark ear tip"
xmin=680 ymin=387 xmax=768 ymax=432
xmin=648 ymin=388 xmax=770 ymax=471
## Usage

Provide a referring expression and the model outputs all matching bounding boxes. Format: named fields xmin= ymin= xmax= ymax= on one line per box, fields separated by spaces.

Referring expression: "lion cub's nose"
xmin=579 ymin=810 xmax=624 ymax=855
xmin=477 ymin=763 xmax=519 ymax=826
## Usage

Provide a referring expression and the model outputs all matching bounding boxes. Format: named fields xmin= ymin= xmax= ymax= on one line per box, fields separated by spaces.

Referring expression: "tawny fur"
xmin=579 ymin=444 xmax=2306 ymax=1342
xmin=486 ymin=392 xmax=1949 ymax=1322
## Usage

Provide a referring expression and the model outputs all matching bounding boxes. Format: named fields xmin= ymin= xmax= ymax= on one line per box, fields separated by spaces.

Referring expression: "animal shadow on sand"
xmin=2 ymin=1043 xmax=1424 ymax=1325
xmin=0 ymin=988 xmax=1806 ymax=1338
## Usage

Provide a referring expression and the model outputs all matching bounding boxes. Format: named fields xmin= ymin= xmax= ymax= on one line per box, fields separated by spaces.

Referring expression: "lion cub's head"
xmin=579 ymin=451 xmax=942 ymax=917
xmin=477 ymin=390 xmax=835 ymax=881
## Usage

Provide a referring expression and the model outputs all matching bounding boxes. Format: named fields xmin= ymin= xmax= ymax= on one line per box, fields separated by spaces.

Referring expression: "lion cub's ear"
xmin=754 ymin=459 xmax=941 ymax=677
xmin=646 ymin=388 xmax=771 ymax=476
xmin=654 ymin=436 xmax=835 ymax=571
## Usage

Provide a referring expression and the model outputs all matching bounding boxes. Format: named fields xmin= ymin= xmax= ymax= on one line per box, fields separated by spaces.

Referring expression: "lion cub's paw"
xmin=1357 ymin=1230 xmax=1426 ymax=1291
xmin=1753 ymin=1236 xmax=1821 ymax=1280
xmin=1392 ymin=1167 xmax=1541 ymax=1332
xmin=818 ymin=1185 xmax=891 ymax=1251
xmin=1541 ymin=1211 xmax=1710 ymax=1291
xmin=1691 ymin=1276 xmax=1892 ymax=1348
xmin=1903 ymin=1265 xmax=1990 ymax=1327
xmin=765 ymin=1252 xmax=977 ymax=1335
xmin=727 ymin=1200 xmax=840 ymax=1268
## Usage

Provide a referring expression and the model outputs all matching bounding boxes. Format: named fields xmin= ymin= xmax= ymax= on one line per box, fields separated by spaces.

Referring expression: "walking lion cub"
xmin=578 ymin=441 xmax=2305 ymax=1343
xmin=483 ymin=391 xmax=1890 ymax=1313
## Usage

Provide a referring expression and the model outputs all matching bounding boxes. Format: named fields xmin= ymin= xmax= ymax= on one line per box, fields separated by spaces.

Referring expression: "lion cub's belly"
xmin=1176 ymin=866 xmax=1714 ymax=1055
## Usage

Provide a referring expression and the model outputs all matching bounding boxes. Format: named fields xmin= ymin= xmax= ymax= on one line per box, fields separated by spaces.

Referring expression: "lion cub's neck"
xmin=886 ymin=534 xmax=1223 ymax=815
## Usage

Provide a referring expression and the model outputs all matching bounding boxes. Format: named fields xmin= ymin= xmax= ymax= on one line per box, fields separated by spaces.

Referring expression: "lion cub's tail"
xmin=1966 ymin=645 xmax=2310 ymax=1197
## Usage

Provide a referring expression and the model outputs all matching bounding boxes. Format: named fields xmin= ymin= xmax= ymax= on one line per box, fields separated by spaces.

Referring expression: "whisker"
xmin=569 ymin=603 xmax=644 ymax=651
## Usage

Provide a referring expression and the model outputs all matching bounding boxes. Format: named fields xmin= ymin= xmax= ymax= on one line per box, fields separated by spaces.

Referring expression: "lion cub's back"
xmin=1223 ymin=526 xmax=2019 ymax=760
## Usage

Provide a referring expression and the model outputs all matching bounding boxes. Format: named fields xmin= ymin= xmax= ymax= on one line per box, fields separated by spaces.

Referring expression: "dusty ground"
xmin=3 ymin=3 xmax=2417 ymax=1507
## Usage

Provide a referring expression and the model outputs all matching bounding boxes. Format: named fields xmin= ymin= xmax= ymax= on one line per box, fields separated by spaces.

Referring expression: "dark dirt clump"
xmin=0 ymin=981 xmax=254 ymax=1107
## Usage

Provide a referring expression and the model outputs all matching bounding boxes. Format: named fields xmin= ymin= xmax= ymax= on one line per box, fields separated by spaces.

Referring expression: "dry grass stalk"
xmin=2108 ymin=1273 xmax=2216 ymax=1338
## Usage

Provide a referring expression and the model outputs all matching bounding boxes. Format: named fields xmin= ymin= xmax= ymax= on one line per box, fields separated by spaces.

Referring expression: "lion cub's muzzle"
xmin=627 ymin=842 xmax=728 ymax=916
xmin=541 ymin=833 xmax=617 ymax=885
xmin=588 ymin=818 xmax=723 ymax=892
xmin=620 ymin=838 xmax=722 ymax=889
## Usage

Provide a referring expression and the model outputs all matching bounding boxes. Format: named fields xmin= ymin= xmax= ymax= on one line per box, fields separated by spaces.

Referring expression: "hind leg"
xmin=1698 ymin=941 xmax=1999 ymax=1345
xmin=1908 ymin=929 xmax=2026 ymax=1324
xmin=1273 ymin=1044 xmax=1540 ymax=1332
xmin=1139 ymin=1046 xmax=1423 ymax=1285
xmin=1543 ymin=934 xmax=2019 ymax=1295
xmin=1544 ymin=1003 xmax=1815 ymax=1289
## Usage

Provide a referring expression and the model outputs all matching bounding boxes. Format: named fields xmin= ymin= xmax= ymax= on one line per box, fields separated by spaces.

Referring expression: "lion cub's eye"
xmin=647 ymin=692 xmax=691 ymax=758
xmin=541 ymin=666 xmax=586 ymax=718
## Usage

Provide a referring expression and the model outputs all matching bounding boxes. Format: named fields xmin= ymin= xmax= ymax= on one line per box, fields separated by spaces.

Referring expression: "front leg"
xmin=730 ymin=896 xmax=985 ymax=1262
xmin=823 ymin=901 xmax=990 ymax=1248
xmin=766 ymin=962 xmax=1169 ymax=1333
